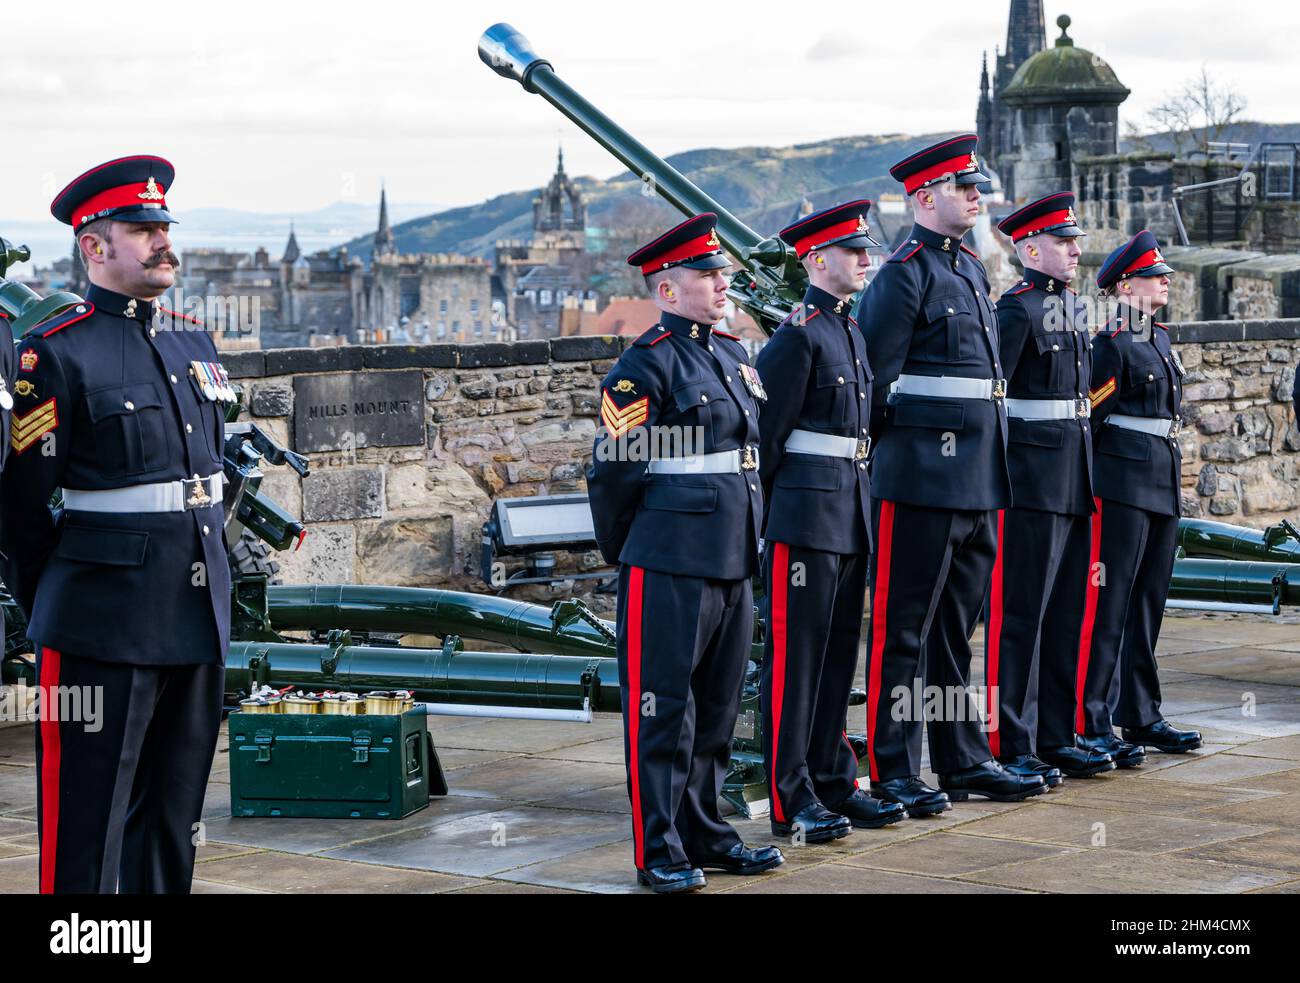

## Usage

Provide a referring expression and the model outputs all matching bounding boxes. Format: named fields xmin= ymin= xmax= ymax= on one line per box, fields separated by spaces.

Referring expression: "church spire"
xmin=283 ymin=220 xmax=300 ymax=264
xmin=375 ymin=183 xmax=395 ymax=257
xmin=1004 ymin=0 xmax=1046 ymax=72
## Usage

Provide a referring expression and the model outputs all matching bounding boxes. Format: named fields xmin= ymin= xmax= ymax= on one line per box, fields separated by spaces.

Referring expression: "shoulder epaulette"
xmin=960 ymin=244 xmax=979 ymax=259
xmin=889 ymin=242 xmax=922 ymax=264
xmin=36 ymin=302 xmax=95 ymax=339
xmin=634 ymin=325 xmax=672 ymax=347
xmin=1002 ymin=283 xmax=1033 ymax=298
xmin=847 ymin=315 xmax=858 ymax=327
xmin=1103 ymin=318 xmax=1123 ymax=337
xmin=713 ymin=329 xmax=741 ymax=341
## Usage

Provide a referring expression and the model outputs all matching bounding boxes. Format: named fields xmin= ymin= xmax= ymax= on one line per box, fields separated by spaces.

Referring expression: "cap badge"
xmin=1066 ymin=207 xmax=1077 ymax=225
xmin=968 ymin=153 xmax=979 ymax=169
xmin=138 ymin=177 xmax=165 ymax=201
xmin=1153 ymin=248 xmax=1164 ymax=263
xmin=612 ymin=379 xmax=636 ymax=394
xmin=705 ymin=229 xmax=720 ymax=248
xmin=857 ymin=215 xmax=869 ymax=233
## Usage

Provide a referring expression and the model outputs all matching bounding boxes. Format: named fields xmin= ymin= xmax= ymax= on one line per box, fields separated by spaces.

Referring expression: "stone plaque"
xmin=293 ymin=371 xmax=424 ymax=453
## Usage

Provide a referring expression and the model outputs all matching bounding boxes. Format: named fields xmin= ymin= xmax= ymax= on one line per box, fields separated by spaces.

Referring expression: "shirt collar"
xmin=802 ymin=285 xmax=853 ymax=318
xmin=908 ymin=223 xmax=966 ymax=253
xmin=659 ymin=311 xmax=712 ymax=343
xmin=86 ymin=284 xmax=156 ymax=323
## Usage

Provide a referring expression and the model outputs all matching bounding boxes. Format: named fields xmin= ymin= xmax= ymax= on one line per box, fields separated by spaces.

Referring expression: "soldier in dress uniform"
xmin=986 ymin=193 xmax=1116 ymax=783
xmin=1077 ymin=230 xmax=1202 ymax=760
xmin=1 ymin=156 xmax=234 ymax=893
xmin=586 ymin=213 xmax=784 ymax=893
xmin=756 ymin=201 xmax=906 ymax=842
xmin=853 ymin=134 xmax=1046 ymax=813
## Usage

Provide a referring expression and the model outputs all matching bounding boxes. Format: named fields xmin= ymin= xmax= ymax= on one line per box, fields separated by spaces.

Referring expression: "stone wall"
xmin=224 ymin=337 xmax=620 ymax=601
xmin=226 ymin=325 xmax=1300 ymax=600
xmin=1169 ymin=321 xmax=1300 ymax=523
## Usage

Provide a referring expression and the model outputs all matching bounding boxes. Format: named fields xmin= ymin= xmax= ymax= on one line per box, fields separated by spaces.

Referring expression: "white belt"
xmin=1005 ymin=397 xmax=1091 ymax=420
xmin=784 ymin=429 xmax=871 ymax=461
xmin=645 ymin=447 xmax=759 ymax=475
xmin=891 ymin=374 xmax=1007 ymax=401
xmin=1107 ymin=414 xmax=1181 ymax=438
xmin=62 ymin=474 xmax=224 ymax=513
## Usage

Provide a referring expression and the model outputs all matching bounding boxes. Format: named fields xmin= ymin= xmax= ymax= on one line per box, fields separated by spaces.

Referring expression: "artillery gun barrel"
xmin=1 ymin=235 xmax=87 ymax=336
xmin=478 ymin=23 xmax=764 ymax=268
xmin=1176 ymin=517 xmax=1300 ymax=564
xmin=264 ymin=584 xmax=615 ymax=658
xmin=1168 ymin=557 xmax=1300 ymax=614
xmin=225 ymin=640 xmax=621 ymax=713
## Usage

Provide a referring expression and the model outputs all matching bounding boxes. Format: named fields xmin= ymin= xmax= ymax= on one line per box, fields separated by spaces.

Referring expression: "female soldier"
xmin=1076 ymin=230 xmax=1202 ymax=763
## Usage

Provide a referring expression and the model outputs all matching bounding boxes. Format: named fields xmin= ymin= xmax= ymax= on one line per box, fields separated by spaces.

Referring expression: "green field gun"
xmin=478 ymin=22 xmax=804 ymax=335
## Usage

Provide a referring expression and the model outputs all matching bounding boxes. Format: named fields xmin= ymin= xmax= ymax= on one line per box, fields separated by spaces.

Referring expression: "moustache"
xmin=143 ymin=251 xmax=181 ymax=270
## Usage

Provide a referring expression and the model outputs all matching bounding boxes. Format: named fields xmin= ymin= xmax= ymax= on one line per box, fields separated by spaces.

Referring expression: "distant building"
xmin=493 ymin=148 xmax=598 ymax=339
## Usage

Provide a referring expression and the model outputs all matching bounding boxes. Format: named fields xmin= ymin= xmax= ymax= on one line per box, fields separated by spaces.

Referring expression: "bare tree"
xmin=1143 ymin=65 xmax=1248 ymax=155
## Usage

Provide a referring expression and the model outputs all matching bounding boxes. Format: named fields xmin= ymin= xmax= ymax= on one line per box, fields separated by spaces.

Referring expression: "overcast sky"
xmin=1 ymin=0 xmax=1295 ymax=224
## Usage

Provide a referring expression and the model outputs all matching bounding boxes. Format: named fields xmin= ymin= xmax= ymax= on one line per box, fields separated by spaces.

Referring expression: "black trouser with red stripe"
xmin=761 ymin=542 xmax=866 ymax=823
xmin=1075 ymin=499 xmax=1177 ymax=735
xmin=865 ymin=501 xmax=998 ymax=780
xmin=615 ymin=565 xmax=749 ymax=871
xmin=34 ymin=647 xmax=224 ymax=894
xmin=984 ymin=507 xmax=1092 ymax=757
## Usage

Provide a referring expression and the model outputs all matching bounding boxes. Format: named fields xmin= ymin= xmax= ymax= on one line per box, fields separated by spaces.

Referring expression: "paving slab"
xmin=445 ymin=756 xmax=627 ymax=801
xmin=958 ymin=848 xmax=1289 ymax=893
xmin=318 ymin=805 xmax=629 ymax=877
xmin=723 ymin=862 xmax=1029 ymax=894
xmin=1148 ymin=752 xmax=1299 ymax=785
xmin=1225 ymin=735 xmax=1300 ymax=760
xmin=0 ymin=855 xmax=36 ymax=893
xmin=200 ymin=794 xmax=511 ymax=854
xmin=194 ymin=851 xmax=487 ymax=893
xmin=840 ymin=831 xmax=1079 ymax=877
xmin=1169 ymin=701 xmax=1300 ymax=738
xmin=953 ymin=801 xmax=1269 ymax=853
xmin=1053 ymin=776 xmax=1276 ymax=817
xmin=1179 ymin=828 xmax=1300 ymax=874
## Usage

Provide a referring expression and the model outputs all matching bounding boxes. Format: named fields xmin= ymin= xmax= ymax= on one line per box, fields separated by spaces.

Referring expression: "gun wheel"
xmin=228 ymin=528 xmax=283 ymax=585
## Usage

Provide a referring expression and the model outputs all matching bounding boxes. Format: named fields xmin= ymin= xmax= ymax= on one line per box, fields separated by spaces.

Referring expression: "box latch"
xmin=254 ymin=730 xmax=274 ymax=763
xmin=352 ymin=733 xmax=372 ymax=764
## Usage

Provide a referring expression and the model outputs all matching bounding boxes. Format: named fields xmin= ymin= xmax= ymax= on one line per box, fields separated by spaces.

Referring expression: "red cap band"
xmin=1010 ymin=208 xmax=1074 ymax=241
xmin=72 ymin=180 xmax=168 ymax=230
xmin=904 ymin=153 xmax=979 ymax=195
xmin=793 ymin=216 xmax=868 ymax=256
xmin=1123 ymin=247 xmax=1163 ymax=276
xmin=638 ymin=229 xmax=721 ymax=274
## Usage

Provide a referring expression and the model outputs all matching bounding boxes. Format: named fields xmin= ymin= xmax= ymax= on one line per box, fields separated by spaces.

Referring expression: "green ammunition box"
xmin=229 ymin=708 xmax=446 ymax=819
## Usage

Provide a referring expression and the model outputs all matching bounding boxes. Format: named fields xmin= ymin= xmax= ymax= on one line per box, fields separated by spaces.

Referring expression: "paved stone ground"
xmin=2 ymin=610 xmax=1299 ymax=894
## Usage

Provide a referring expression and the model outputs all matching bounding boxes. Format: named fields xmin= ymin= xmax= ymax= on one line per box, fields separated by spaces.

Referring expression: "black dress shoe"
xmin=1122 ymin=719 xmax=1203 ymax=753
xmin=636 ymin=863 xmax=706 ymax=893
xmin=998 ymin=753 xmax=1064 ymax=788
xmin=938 ymin=759 xmax=1047 ymax=802
xmin=694 ymin=841 xmax=785 ymax=875
xmin=1039 ymin=743 xmax=1117 ymax=778
xmin=829 ymin=788 xmax=907 ymax=828
xmin=869 ymin=776 xmax=951 ymax=818
xmin=770 ymin=802 xmax=851 ymax=843
xmin=1078 ymin=733 xmax=1145 ymax=768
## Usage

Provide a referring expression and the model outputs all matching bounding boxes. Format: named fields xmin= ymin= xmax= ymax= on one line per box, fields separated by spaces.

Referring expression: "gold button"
xmin=170 ymin=374 xmax=178 ymax=384
xmin=744 ymin=409 xmax=750 ymax=416
xmin=123 ymin=400 xmax=135 ymax=411
xmin=149 ymin=328 xmax=156 ymax=338
xmin=1052 ymin=344 xmax=1060 ymax=351
xmin=862 ymin=428 xmax=867 ymax=435
xmin=700 ymin=395 xmax=708 ymax=403
xmin=203 ymin=525 xmax=210 ymax=536
xmin=858 ymin=463 xmax=866 ymax=471
xmin=947 ymin=307 xmax=955 ymax=314
xmin=726 ymin=375 xmax=732 ymax=382
xmin=837 ymin=376 xmax=845 ymax=385
xmin=185 ymin=423 xmax=193 ymax=433
xmin=749 ymin=483 xmax=757 ymax=491
xmin=859 ymin=392 xmax=865 ymax=400
xmin=1148 ymin=373 xmax=1155 ymax=381
xmin=708 ymin=346 xmax=714 ymax=352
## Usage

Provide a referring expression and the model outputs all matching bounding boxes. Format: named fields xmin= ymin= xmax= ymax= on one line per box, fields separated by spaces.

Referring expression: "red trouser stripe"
xmin=1074 ymin=499 xmax=1104 ymax=735
xmin=986 ymin=509 xmax=1006 ymax=758
xmin=38 ymin=646 xmax=62 ymax=894
xmin=769 ymin=542 xmax=790 ymax=823
xmin=866 ymin=501 xmax=895 ymax=782
xmin=627 ymin=567 xmax=646 ymax=870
